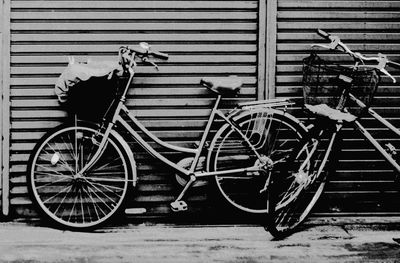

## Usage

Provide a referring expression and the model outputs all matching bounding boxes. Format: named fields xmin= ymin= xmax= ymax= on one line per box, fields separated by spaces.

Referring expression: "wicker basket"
xmin=302 ymin=53 xmax=380 ymax=115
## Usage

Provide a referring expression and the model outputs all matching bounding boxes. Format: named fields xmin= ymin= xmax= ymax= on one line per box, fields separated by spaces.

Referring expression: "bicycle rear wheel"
xmin=207 ymin=108 xmax=307 ymax=213
xmin=27 ymin=123 xmax=131 ymax=230
xmin=267 ymin=130 xmax=338 ymax=238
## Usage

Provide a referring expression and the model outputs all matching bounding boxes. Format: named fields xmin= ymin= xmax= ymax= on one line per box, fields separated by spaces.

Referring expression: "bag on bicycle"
xmin=55 ymin=59 xmax=123 ymax=122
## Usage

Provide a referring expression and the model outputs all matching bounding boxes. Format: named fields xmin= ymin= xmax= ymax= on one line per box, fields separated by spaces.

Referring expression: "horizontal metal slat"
xmin=11 ymin=33 xmax=257 ymax=42
xmin=11 ymin=11 xmax=257 ymax=20
xmin=278 ymin=11 xmax=400 ymax=20
xmin=10 ymin=65 xmax=256 ymax=75
xmin=10 ymin=76 xmax=257 ymax=86
xmin=278 ymin=21 xmax=400 ymax=31
xmin=11 ymin=22 xmax=257 ymax=31
xmin=279 ymin=0 xmax=400 ymax=9
xmin=10 ymin=86 xmax=256 ymax=96
xmin=11 ymin=55 xmax=257 ymax=64
xmin=11 ymin=1 xmax=258 ymax=9
xmin=11 ymin=44 xmax=258 ymax=53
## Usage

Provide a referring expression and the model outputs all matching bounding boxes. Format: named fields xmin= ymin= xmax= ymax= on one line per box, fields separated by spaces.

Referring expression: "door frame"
xmin=266 ymin=0 xmax=277 ymax=99
xmin=258 ymin=0 xmax=277 ymax=100
xmin=2 ymin=0 xmax=11 ymax=217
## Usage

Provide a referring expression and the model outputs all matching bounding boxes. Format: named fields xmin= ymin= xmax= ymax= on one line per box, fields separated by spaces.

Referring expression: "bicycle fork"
xmin=300 ymin=123 xmax=342 ymax=186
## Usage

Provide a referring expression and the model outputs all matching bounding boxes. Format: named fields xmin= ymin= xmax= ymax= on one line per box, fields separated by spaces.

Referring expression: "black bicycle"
xmin=265 ymin=29 xmax=400 ymax=239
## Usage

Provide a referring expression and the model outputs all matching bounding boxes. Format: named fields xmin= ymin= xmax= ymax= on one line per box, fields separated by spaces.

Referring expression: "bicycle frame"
xmin=114 ymin=99 xmax=263 ymax=178
xmin=78 ymin=70 xmax=265 ymax=183
xmin=349 ymin=93 xmax=400 ymax=174
xmin=310 ymin=92 xmax=400 ymax=177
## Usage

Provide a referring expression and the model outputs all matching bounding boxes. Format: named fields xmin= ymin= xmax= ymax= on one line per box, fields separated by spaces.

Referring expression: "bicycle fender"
xmin=111 ymin=130 xmax=137 ymax=187
xmin=206 ymin=107 xmax=308 ymax=171
xmin=270 ymin=109 xmax=308 ymax=133
xmin=231 ymin=107 xmax=308 ymax=133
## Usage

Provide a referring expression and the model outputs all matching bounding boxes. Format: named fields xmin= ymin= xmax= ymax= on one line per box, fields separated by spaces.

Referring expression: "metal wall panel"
xmin=276 ymin=0 xmax=400 ymax=216
xmin=9 ymin=1 xmax=261 ymax=220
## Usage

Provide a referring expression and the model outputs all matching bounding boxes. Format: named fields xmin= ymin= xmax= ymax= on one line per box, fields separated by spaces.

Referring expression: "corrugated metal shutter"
xmin=276 ymin=0 xmax=400 ymax=215
xmin=9 ymin=1 xmax=262 ymax=219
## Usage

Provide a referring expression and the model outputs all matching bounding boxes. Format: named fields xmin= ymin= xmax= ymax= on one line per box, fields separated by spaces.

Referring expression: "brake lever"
xmin=381 ymin=68 xmax=396 ymax=83
xmin=149 ymin=60 xmax=159 ymax=71
xmin=142 ymin=57 xmax=159 ymax=71
xmin=311 ymin=35 xmax=340 ymax=50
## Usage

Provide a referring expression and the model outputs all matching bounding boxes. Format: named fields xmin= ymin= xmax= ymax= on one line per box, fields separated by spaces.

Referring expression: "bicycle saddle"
xmin=200 ymin=76 xmax=242 ymax=95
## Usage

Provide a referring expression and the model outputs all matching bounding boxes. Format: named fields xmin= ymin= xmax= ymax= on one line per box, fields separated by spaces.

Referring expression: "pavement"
xmin=0 ymin=219 xmax=400 ymax=262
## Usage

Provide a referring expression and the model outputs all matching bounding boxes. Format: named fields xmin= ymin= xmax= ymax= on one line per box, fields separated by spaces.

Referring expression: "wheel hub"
xmin=294 ymin=171 xmax=309 ymax=185
xmin=255 ymin=155 xmax=274 ymax=170
xmin=73 ymin=173 xmax=85 ymax=182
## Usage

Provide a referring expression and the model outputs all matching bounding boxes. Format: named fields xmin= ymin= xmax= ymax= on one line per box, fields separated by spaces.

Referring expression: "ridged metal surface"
xmin=8 ymin=0 xmax=261 ymax=220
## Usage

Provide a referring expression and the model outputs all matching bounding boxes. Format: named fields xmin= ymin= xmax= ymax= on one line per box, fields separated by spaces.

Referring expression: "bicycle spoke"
xmin=217 ymin=176 xmax=258 ymax=181
xmin=84 ymin=178 xmax=125 ymax=192
xmin=35 ymin=176 xmax=71 ymax=190
xmin=85 ymin=186 xmax=100 ymax=221
xmin=79 ymin=187 xmax=85 ymax=224
xmin=37 ymin=151 xmax=75 ymax=175
xmin=84 ymin=181 xmax=117 ymax=211
xmin=68 ymin=189 xmax=79 ymax=223
xmin=52 ymin=183 xmax=74 ymax=217
xmin=44 ymin=142 xmax=76 ymax=174
xmin=42 ymin=183 xmax=73 ymax=205
xmin=34 ymin=167 xmax=73 ymax=179
xmin=86 ymin=186 xmax=109 ymax=217
xmin=92 ymin=155 xmax=123 ymax=170
xmin=62 ymin=133 xmax=78 ymax=163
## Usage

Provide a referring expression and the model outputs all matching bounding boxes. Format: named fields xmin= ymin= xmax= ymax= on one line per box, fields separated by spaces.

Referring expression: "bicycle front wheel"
xmin=27 ymin=123 xmax=131 ymax=230
xmin=267 ymin=131 xmax=338 ymax=238
xmin=207 ymin=108 xmax=307 ymax=213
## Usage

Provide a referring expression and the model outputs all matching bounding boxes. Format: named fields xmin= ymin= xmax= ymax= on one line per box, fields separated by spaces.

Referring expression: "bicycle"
xmin=265 ymin=29 xmax=400 ymax=239
xmin=27 ymin=43 xmax=307 ymax=230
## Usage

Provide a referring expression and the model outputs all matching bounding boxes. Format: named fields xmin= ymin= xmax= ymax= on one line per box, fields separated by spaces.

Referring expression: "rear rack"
xmin=239 ymin=98 xmax=295 ymax=110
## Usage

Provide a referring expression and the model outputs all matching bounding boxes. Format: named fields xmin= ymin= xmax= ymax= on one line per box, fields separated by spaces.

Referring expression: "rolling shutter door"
xmin=276 ymin=0 xmax=400 ymax=216
xmin=9 ymin=1 xmax=262 ymax=219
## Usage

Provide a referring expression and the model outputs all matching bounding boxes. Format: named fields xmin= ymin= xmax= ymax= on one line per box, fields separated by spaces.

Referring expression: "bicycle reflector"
xmin=51 ymin=153 xmax=60 ymax=165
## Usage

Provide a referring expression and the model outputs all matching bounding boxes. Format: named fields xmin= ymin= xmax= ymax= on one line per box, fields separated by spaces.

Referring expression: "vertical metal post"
xmin=2 ymin=0 xmax=10 ymax=217
xmin=257 ymin=0 xmax=267 ymax=100
xmin=0 ymin=0 xmax=3 ymax=217
xmin=266 ymin=0 xmax=277 ymax=99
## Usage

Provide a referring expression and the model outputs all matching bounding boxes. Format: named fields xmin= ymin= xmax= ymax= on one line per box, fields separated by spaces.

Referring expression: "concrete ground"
xmin=0 ymin=219 xmax=400 ymax=262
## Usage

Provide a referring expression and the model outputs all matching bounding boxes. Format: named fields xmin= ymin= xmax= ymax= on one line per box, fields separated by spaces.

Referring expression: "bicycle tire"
xmin=207 ymin=108 xmax=307 ymax=213
xmin=27 ymin=122 xmax=132 ymax=230
xmin=267 ymin=130 xmax=339 ymax=239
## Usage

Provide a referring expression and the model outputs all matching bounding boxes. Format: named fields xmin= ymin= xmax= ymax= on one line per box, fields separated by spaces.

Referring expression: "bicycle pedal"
xmin=170 ymin=201 xmax=188 ymax=212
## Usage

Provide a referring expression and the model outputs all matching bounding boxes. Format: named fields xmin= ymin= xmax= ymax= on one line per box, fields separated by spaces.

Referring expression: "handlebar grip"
xmin=317 ymin=29 xmax=330 ymax=40
xmin=151 ymin=50 xmax=169 ymax=60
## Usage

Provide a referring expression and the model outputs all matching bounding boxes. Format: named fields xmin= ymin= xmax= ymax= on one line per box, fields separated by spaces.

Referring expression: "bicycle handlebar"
xmin=126 ymin=43 xmax=169 ymax=60
xmin=119 ymin=43 xmax=168 ymax=71
xmin=150 ymin=49 xmax=169 ymax=60
xmin=313 ymin=29 xmax=399 ymax=83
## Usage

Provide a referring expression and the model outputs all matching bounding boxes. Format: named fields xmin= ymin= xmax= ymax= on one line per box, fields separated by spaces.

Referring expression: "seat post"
xmin=203 ymin=94 xmax=222 ymax=132
xmin=213 ymin=94 xmax=222 ymax=111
